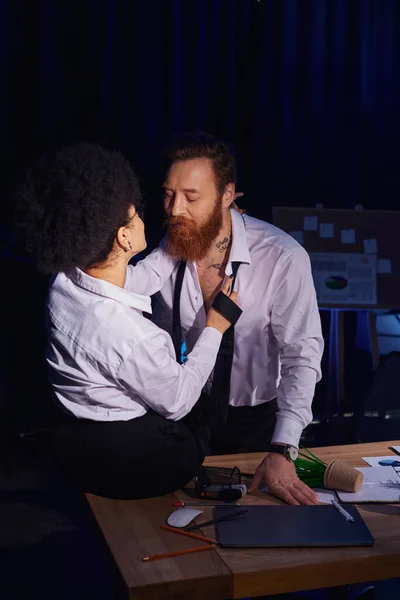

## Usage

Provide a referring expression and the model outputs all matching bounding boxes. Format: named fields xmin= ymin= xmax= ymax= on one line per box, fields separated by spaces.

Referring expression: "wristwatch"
xmin=268 ymin=443 xmax=299 ymax=462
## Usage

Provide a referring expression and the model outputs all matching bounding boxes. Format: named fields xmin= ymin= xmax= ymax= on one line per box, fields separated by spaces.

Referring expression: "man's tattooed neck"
xmin=215 ymin=231 xmax=232 ymax=253
xmin=207 ymin=262 xmax=227 ymax=271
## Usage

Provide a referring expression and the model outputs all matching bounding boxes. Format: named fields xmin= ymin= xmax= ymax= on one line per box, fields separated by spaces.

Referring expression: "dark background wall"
xmin=2 ymin=0 xmax=400 ymax=231
xmin=1 ymin=0 xmax=400 ymax=431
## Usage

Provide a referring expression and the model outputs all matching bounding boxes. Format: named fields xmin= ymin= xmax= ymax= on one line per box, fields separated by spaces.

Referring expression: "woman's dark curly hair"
xmin=13 ymin=142 xmax=143 ymax=274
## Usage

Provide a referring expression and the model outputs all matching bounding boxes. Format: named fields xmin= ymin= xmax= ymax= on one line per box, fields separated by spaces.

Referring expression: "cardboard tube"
xmin=323 ymin=459 xmax=364 ymax=493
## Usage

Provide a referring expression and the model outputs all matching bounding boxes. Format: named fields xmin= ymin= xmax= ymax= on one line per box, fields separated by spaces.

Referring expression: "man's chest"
xmin=178 ymin=260 xmax=272 ymax=333
xmin=197 ymin=264 xmax=226 ymax=311
xmin=153 ymin=255 xmax=277 ymax=337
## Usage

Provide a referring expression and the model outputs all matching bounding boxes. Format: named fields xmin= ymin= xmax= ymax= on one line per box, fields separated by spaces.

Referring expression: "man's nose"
xmin=170 ymin=194 xmax=185 ymax=217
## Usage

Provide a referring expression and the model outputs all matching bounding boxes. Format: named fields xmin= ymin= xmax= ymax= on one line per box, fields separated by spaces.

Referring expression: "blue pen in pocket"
xmin=180 ymin=340 xmax=188 ymax=364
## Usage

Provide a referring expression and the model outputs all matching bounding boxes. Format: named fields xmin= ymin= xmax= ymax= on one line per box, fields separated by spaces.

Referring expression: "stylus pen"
xmin=185 ymin=508 xmax=248 ymax=532
xmin=331 ymin=498 xmax=354 ymax=522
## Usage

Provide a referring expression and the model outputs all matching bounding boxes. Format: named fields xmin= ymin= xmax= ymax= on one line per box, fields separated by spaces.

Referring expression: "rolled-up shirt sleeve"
xmin=117 ymin=326 xmax=223 ymax=421
xmin=270 ymin=246 xmax=324 ymax=447
xmin=125 ymin=245 xmax=178 ymax=297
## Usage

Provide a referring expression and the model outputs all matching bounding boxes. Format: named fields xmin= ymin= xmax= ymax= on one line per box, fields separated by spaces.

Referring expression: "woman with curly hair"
xmin=13 ymin=142 xmax=239 ymax=499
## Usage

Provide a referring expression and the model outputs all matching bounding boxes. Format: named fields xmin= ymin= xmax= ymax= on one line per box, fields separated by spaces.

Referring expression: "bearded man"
xmin=146 ymin=133 xmax=324 ymax=505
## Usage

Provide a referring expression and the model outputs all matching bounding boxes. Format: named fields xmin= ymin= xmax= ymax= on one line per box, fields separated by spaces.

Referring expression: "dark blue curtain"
xmin=2 ymin=0 xmax=400 ymax=238
xmin=2 ymin=0 xmax=400 ymax=429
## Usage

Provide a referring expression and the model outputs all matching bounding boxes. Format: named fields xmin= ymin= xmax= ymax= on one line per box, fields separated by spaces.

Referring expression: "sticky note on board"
xmin=341 ymin=229 xmax=356 ymax=244
xmin=363 ymin=238 xmax=378 ymax=254
xmin=377 ymin=259 xmax=392 ymax=274
xmin=319 ymin=223 xmax=334 ymax=238
xmin=289 ymin=230 xmax=304 ymax=245
xmin=303 ymin=216 xmax=318 ymax=231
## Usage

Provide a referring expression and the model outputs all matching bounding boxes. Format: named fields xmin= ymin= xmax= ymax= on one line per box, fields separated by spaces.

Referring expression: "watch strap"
xmin=268 ymin=443 xmax=288 ymax=456
xmin=268 ymin=443 xmax=298 ymax=462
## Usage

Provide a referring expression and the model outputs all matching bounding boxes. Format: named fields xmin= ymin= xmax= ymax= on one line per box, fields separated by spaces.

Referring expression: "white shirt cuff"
xmin=198 ymin=326 xmax=223 ymax=347
xmin=271 ymin=416 xmax=304 ymax=448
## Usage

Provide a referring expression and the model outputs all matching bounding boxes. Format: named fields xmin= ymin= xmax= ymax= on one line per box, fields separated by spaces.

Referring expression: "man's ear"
xmin=222 ymin=183 xmax=235 ymax=209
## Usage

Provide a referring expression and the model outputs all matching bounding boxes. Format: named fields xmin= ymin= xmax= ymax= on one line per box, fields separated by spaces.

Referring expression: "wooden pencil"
xmin=142 ymin=544 xmax=215 ymax=562
xmin=160 ymin=524 xmax=216 ymax=544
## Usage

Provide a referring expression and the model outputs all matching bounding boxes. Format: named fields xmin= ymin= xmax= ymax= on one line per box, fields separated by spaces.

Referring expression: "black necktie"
xmin=172 ymin=261 xmax=240 ymax=425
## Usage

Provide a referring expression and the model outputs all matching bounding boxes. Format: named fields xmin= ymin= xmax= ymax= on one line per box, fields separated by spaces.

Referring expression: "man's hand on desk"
xmin=248 ymin=452 xmax=319 ymax=506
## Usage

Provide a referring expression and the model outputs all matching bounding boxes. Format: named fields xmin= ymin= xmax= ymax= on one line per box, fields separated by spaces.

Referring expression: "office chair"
xmin=353 ymin=351 xmax=400 ymax=443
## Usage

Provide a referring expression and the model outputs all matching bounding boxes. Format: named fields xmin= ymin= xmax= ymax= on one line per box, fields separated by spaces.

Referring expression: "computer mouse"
xmin=167 ymin=507 xmax=203 ymax=528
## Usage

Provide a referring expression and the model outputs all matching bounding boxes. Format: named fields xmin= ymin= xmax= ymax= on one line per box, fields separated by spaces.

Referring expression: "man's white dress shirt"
xmin=148 ymin=209 xmax=324 ymax=447
xmin=46 ymin=248 xmax=222 ymax=422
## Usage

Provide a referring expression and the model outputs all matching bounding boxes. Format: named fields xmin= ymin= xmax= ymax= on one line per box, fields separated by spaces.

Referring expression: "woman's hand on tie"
xmin=206 ymin=277 xmax=239 ymax=335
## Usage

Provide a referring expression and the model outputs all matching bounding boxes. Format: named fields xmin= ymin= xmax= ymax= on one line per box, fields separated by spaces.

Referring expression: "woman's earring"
xmin=128 ymin=241 xmax=132 ymax=251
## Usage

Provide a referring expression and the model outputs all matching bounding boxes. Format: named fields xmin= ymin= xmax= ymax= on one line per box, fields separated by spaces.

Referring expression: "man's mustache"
xmin=164 ymin=216 xmax=193 ymax=229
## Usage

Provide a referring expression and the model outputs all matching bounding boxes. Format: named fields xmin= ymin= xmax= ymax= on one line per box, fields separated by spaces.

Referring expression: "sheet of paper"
xmin=341 ymin=229 xmax=356 ymax=244
xmin=313 ymin=488 xmax=338 ymax=504
xmin=320 ymin=223 xmax=334 ymax=238
xmin=377 ymin=258 xmax=392 ymax=274
xmin=390 ymin=446 xmax=400 ymax=456
xmin=262 ymin=487 xmax=338 ymax=504
xmin=289 ymin=230 xmax=304 ymax=245
xmin=362 ymin=456 xmax=400 ymax=472
xmin=363 ymin=238 xmax=378 ymax=254
xmin=303 ymin=216 xmax=318 ymax=231
xmin=337 ymin=467 xmax=400 ymax=503
xmin=308 ymin=252 xmax=377 ymax=305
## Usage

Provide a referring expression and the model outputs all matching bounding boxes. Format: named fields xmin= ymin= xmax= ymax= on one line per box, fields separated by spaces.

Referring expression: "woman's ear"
xmin=222 ymin=183 xmax=235 ymax=209
xmin=116 ymin=225 xmax=130 ymax=252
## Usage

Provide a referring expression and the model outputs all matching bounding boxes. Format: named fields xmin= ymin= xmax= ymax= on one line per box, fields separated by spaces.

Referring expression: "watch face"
xmin=288 ymin=446 xmax=299 ymax=461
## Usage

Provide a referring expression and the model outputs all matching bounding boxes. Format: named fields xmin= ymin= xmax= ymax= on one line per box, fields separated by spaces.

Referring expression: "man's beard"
xmin=164 ymin=200 xmax=223 ymax=262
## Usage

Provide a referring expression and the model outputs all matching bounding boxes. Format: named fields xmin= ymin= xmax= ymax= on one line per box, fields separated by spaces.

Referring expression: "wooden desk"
xmin=87 ymin=441 xmax=400 ymax=599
